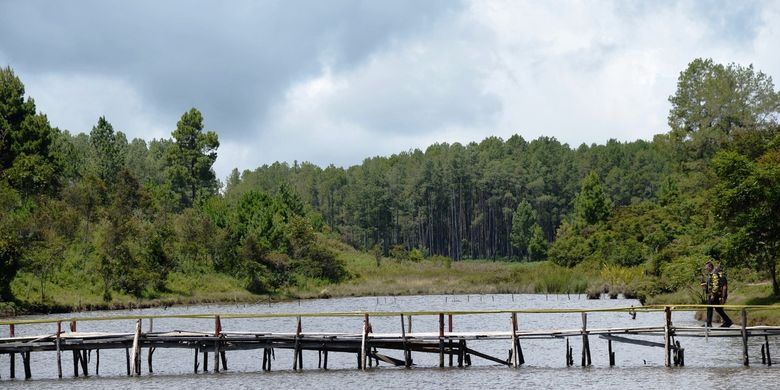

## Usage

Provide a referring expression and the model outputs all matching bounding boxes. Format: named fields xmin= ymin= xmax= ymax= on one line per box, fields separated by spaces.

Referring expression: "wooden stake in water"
xmin=741 ymin=309 xmax=749 ymax=367
xmin=56 ymin=322 xmax=62 ymax=378
xmin=130 ymin=319 xmax=142 ymax=376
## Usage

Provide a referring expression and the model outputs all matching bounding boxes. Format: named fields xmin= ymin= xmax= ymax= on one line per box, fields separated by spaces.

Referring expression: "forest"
xmin=1 ymin=57 xmax=779 ymax=312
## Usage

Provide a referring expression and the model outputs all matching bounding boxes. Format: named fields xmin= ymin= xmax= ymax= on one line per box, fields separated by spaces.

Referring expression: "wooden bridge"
xmin=0 ymin=304 xmax=779 ymax=380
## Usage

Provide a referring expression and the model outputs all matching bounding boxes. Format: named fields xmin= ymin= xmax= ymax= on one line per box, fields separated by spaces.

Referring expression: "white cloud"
xmin=4 ymin=1 xmax=779 ymax=182
xmin=22 ymin=72 xmax=171 ymax=140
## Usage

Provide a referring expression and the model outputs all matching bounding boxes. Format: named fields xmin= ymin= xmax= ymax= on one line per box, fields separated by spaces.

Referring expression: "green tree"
xmin=574 ymin=171 xmax=612 ymax=225
xmin=168 ymin=108 xmax=219 ymax=209
xmin=510 ymin=200 xmax=536 ymax=260
xmin=527 ymin=224 xmax=548 ymax=261
xmin=89 ymin=116 xmax=126 ymax=188
xmin=713 ymin=147 xmax=780 ymax=295
xmin=669 ymin=58 xmax=780 ymax=161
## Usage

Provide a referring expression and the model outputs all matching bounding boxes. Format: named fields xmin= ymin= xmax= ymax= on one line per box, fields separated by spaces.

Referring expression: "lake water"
xmin=1 ymin=294 xmax=777 ymax=389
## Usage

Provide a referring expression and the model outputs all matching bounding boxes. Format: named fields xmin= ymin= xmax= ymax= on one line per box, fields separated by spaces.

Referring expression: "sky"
xmin=1 ymin=0 xmax=778 ymax=182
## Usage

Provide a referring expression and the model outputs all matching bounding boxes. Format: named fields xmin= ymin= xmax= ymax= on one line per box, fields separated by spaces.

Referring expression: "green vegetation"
xmin=1 ymin=57 xmax=779 ymax=317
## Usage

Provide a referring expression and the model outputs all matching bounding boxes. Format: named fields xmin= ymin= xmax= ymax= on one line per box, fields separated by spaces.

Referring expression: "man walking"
xmin=701 ymin=260 xmax=733 ymax=328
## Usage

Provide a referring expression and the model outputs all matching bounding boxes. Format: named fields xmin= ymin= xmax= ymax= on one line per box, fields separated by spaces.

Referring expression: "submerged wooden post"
xmin=664 ymin=307 xmax=672 ymax=367
xmin=194 ymin=346 xmax=199 ymax=373
xmin=70 ymin=321 xmax=79 ymax=377
xmin=438 ymin=313 xmax=445 ymax=368
xmin=96 ymin=349 xmax=100 ymax=376
xmin=130 ymin=319 xmax=142 ymax=376
xmin=293 ymin=316 xmax=302 ymax=370
xmin=741 ymin=309 xmax=749 ymax=367
xmin=360 ymin=314 xmax=369 ymax=370
xmin=401 ymin=314 xmax=411 ymax=368
xmin=214 ymin=315 xmax=222 ymax=373
xmin=80 ymin=349 xmax=89 ymax=376
xmin=148 ymin=318 xmax=154 ymax=373
xmin=448 ymin=314 xmax=454 ymax=367
xmin=125 ymin=348 xmax=130 ymax=376
xmin=608 ymin=339 xmax=615 ymax=367
xmin=511 ymin=313 xmax=519 ymax=368
xmin=9 ymin=323 xmax=15 ymax=379
xmin=56 ymin=322 xmax=62 ymax=378
xmin=22 ymin=351 xmax=31 ymax=380
xmin=581 ymin=313 xmax=591 ymax=367
xmin=766 ymin=335 xmax=772 ymax=366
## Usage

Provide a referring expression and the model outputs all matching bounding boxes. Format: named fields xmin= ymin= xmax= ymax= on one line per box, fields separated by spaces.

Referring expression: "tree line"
xmin=0 ymin=66 xmax=345 ymax=303
xmin=1 ymin=57 xmax=778 ymax=306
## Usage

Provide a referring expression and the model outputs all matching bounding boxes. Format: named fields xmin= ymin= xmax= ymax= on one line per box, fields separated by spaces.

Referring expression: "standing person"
xmin=701 ymin=260 xmax=733 ymax=327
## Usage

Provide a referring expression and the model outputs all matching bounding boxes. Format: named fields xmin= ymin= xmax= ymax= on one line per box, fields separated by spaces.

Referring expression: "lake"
xmin=1 ymin=294 xmax=776 ymax=389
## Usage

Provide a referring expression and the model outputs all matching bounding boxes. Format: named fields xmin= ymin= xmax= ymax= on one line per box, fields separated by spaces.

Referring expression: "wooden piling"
xmin=148 ymin=318 xmax=154 ymax=373
xmin=203 ymin=348 xmax=208 ymax=372
xmin=664 ymin=306 xmax=671 ymax=367
xmin=56 ymin=322 xmax=62 ymax=378
xmin=323 ymin=344 xmax=329 ymax=370
xmin=766 ymin=335 xmax=772 ymax=366
xmin=214 ymin=315 xmax=222 ymax=373
xmin=294 ymin=316 xmax=302 ymax=370
xmin=581 ymin=313 xmax=591 ymax=367
xmin=438 ymin=313 xmax=445 ymax=368
xmin=741 ymin=309 xmax=749 ymax=366
xmin=361 ymin=314 xmax=369 ymax=370
xmin=22 ymin=351 xmax=31 ymax=380
xmin=194 ymin=347 xmax=199 ymax=373
xmin=511 ymin=313 xmax=519 ymax=368
xmin=401 ymin=314 xmax=411 ymax=368
xmin=125 ymin=348 xmax=130 ymax=376
xmin=448 ymin=314 xmax=454 ymax=367
xmin=608 ymin=339 xmax=614 ymax=367
xmin=9 ymin=324 xmax=15 ymax=379
xmin=80 ymin=349 xmax=89 ymax=376
xmin=96 ymin=349 xmax=100 ymax=376
xmin=69 ymin=321 xmax=80 ymax=377
xmin=130 ymin=319 xmax=142 ymax=376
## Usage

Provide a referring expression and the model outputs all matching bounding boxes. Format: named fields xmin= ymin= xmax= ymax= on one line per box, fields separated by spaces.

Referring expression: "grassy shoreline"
xmin=4 ymin=239 xmax=779 ymax=324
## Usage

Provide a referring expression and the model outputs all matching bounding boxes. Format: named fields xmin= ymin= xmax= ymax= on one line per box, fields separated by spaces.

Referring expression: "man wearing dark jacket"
xmin=701 ymin=261 xmax=733 ymax=328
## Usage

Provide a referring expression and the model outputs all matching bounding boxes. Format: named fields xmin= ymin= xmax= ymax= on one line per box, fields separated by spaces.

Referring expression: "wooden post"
xmin=56 ymin=322 xmax=62 ymax=378
xmin=147 ymin=318 xmax=154 ymax=373
xmin=511 ymin=313 xmax=519 ymax=368
xmin=9 ymin=324 xmax=15 ymax=379
xmin=608 ymin=339 xmax=615 ymax=367
xmin=71 ymin=321 xmax=79 ymax=377
xmin=741 ymin=309 xmax=749 ymax=367
xmin=293 ymin=316 xmax=302 ymax=370
xmin=438 ymin=313 xmax=445 ymax=368
xmin=360 ymin=314 xmax=369 ymax=370
xmin=581 ymin=313 xmax=591 ymax=367
xmin=80 ymin=349 xmax=89 ymax=376
xmin=203 ymin=348 xmax=208 ymax=372
xmin=261 ymin=348 xmax=267 ymax=371
xmin=194 ymin=346 xmax=199 ymax=373
xmin=448 ymin=314 xmax=454 ymax=367
xmin=664 ymin=307 xmax=671 ymax=368
xmin=130 ymin=319 xmax=142 ymax=376
xmin=125 ymin=348 xmax=130 ymax=376
xmin=22 ymin=351 xmax=31 ymax=380
xmin=401 ymin=314 xmax=411 ymax=368
xmin=214 ymin=315 xmax=221 ymax=373
xmin=766 ymin=335 xmax=772 ymax=366
xmin=323 ymin=344 xmax=329 ymax=370
xmin=96 ymin=349 xmax=100 ymax=376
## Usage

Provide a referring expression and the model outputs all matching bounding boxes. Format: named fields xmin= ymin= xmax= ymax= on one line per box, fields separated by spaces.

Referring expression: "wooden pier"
xmin=0 ymin=304 xmax=778 ymax=380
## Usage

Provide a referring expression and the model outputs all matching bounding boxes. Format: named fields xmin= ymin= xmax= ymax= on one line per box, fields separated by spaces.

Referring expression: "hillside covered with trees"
xmin=1 ymin=57 xmax=778 ymax=312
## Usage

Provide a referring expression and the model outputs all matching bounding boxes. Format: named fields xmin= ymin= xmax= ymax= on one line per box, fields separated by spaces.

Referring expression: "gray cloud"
xmin=1 ymin=0 xmax=778 ymax=182
xmin=0 ymin=0 xmax=461 ymax=138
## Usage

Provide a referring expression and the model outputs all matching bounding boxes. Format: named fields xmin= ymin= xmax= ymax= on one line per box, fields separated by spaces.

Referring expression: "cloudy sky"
xmin=1 ymin=0 xmax=778 ymax=181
